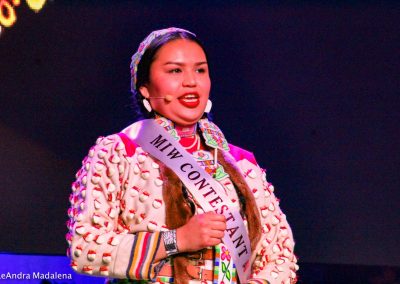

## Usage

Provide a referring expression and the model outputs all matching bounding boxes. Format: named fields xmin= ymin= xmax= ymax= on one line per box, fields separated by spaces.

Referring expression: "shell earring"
xmin=205 ymin=99 xmax=212 ymax=113
xmin=143 ymin=99 xmax=152 ymax=112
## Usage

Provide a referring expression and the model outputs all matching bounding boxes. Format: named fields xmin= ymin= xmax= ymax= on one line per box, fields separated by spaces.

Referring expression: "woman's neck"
xmin=153 ymin=114 xmax=198 ymax=137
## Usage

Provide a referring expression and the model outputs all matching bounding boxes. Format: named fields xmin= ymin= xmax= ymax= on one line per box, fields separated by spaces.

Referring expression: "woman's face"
xmin=140 ymin=39 xmax=211 ymax=126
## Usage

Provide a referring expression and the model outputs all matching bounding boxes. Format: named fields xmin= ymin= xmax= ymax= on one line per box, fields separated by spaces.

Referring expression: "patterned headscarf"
xmin=130 ymin=27 xmax=196 ymax=94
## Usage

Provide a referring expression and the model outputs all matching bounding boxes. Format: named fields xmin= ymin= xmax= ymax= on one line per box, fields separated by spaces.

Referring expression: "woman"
xmin=66 ymin=27 xmax=298 ymax=284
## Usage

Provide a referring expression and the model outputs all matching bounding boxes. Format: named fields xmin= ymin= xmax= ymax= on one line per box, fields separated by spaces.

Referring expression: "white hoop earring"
xmin=143 ymin=99 xmax=152 ymax=112
xmin=205 ymin=99 xmax=212 ymax=113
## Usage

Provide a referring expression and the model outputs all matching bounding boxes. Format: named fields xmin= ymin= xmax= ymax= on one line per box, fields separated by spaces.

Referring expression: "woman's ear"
xmin=139 ymin=86 xmax=150 ymax=99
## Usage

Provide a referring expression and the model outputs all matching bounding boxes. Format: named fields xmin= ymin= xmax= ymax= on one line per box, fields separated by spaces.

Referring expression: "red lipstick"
xmin=178 ymin=93 xmax=200 ymax=108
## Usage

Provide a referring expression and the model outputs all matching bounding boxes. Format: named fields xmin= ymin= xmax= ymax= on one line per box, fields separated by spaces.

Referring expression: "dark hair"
xmin=131 ymin=31 xmax=210 ymax=120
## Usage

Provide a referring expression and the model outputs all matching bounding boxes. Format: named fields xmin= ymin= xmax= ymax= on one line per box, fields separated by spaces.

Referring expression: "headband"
xmin=130 ymin=27 xmax=196 ymax=94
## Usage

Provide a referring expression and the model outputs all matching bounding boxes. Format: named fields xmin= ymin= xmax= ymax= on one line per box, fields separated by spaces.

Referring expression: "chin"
xmin=175 ymin=113 xmax=204 ymax=126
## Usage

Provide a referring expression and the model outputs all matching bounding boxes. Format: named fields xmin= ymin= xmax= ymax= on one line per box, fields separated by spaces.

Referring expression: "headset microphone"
xmin=148 ymin=95 xmax=173 ymax=102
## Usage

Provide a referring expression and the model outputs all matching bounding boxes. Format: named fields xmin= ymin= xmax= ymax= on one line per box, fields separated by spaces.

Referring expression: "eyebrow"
xmin=163 ymin=61 xmax=208 ymax=66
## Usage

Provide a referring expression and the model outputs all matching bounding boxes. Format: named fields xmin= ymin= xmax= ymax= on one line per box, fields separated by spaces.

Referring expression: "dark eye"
xmin=169 ymin=68 xmax=181 ymax=73
xmin=196 ymin=68 xmax=207 ymax=74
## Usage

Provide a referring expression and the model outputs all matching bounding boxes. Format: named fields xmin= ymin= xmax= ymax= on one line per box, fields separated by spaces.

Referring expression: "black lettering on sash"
xmin=225 ymin=211 xmax=236 ymax=222
xmin=233 ymin=234 xmax=245 ymax=249
xmin=194 ymin=178 xmax=210 ymax=190
xmin=181 ymin=163 xmax=193 ymax=172
xmin=188 ymin=171 xmax=200 ymax=180
xmin=209 ymin=196 xmax=223 ymax=208
xmin=159 ymin=142 xmax=172 ymax=152
xmin=216 ymin=204 xmax=228 ymax=214
xmin=150 ymin=135 xmax=167 ymax=148
xmin=226 ymin=226 xmax=239 ymax=238
xmin=238 ymin=246 xmax=249 ymax=257
xmin=203 ymin=187 xmax=217 ymax=198
xmin=166 ymin=147 xmax=183 ymax=159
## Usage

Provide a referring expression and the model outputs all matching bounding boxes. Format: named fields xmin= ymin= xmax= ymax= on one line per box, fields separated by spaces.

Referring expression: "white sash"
xmin=124 ymin=119 xmax=251 ymax=283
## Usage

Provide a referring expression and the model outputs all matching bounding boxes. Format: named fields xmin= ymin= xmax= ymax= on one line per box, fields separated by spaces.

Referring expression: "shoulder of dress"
xmin=117 ymin=121 xmax=143 ymax=157
xmin=88 ymin=130 xmax=138 ymax=158
xmin=227 ymin=143 xmax=258 ymax=166
xmin=116 ymin=132 xmax=137 ymax=157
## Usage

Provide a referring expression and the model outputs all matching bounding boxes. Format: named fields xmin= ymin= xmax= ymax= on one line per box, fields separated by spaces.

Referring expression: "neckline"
xmin=153 ymin=115 xmax=230 ymax=151
xmin=175 ymin=124 xmax=197 ymax=138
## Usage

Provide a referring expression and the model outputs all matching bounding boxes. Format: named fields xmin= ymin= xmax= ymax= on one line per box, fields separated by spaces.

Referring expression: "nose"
xmin=182 ymin=71 xmax=197 ymax=87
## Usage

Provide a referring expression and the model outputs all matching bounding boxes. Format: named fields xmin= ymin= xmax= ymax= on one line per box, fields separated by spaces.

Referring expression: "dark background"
xmin=1 ymin=0 xmax=399 ymax=272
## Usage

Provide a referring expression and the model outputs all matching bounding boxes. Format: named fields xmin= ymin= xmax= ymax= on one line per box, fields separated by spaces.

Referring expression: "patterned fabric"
xmin=154 ymin=116 xmax=230 ymax=152
xmin=156 ymin=116 xmax=230 ymax=180
xmin=130 ymin=27 xmax=195 ymax=93
xmin=126 ymin=232 xmax=162 ymax=280
xmin=198 ymin=118 xmax=230 ymax=151
xmin=154 ymin=116 xmax=180 ymax=141
xmin=66 ymin=119 xmax=299 ymax=283
xmin=66 ymin=134 xmax=166 ymax=281
xmin=214 ymin=244 xmax=237 ymax=284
